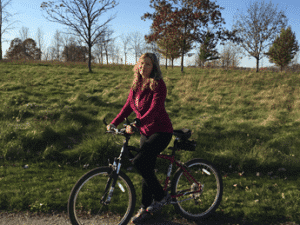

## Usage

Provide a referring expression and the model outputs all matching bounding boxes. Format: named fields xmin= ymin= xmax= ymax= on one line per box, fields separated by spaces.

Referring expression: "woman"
xmin=106 ymin=53 xmax=173 ymax=224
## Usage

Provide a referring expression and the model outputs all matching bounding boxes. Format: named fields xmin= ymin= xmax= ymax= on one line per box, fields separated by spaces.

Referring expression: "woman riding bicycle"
xmin=106 ymin=53 xmax=173 ymax=224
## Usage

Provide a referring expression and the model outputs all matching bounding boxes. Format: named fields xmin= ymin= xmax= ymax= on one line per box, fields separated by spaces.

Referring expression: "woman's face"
xmin=139 ymin=56 xmax=153 ymax=79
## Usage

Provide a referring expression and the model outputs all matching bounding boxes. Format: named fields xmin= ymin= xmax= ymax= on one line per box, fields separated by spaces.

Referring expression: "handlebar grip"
xmin=103 ymin=117 xmax=140 ymax=134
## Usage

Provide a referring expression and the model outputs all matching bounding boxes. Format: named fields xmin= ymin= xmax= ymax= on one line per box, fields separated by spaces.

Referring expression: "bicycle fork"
xmin=100 ymin=157 xmax=124 ymax=206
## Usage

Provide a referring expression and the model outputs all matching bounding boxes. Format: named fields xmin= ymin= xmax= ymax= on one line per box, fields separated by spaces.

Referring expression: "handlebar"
xmin=103 ymin=117 xmax=140 ymax=135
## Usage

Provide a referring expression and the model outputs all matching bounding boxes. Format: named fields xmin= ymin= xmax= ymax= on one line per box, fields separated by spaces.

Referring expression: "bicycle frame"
xmin=101 ymin=117 xmax=202 ymax=205
xmin=157 ymin=147 xmax=203 ymax=201
xmin=101 ymin=141 xmax=203 ymax=205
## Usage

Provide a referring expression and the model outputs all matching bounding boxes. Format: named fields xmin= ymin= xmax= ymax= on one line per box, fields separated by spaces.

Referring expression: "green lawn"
xmin=0 ymin=59 xmax=299 ymax=224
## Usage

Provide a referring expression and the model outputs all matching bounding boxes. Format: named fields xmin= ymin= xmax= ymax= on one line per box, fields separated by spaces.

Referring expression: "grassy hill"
xmin=0 ymin=59 xmax=299 ymax=224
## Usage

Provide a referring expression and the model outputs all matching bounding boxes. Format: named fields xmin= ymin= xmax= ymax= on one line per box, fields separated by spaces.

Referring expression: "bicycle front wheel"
xmin=68 ymin=167 xmax=136 ymax=225
xmin=171 ymin=158 xmax=223 ymax=221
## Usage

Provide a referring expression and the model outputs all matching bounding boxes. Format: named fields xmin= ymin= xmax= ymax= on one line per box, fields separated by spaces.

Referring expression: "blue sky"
xmin=2 ymin=0 xmax=300 ymax=68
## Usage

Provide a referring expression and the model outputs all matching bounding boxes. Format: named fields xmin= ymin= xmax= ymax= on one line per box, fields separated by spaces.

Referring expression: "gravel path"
xmin=0 ymin=210 xmax=200 ymax=225
xmin=0 ymin=210 xmax=298 ymax=225
xmin=0 ymin=210 xmax=71 ymax=225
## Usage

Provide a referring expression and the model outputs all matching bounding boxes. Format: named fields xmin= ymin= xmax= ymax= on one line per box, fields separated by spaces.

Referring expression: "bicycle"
xmin=68 ymin=117 xmax=223 ymax=225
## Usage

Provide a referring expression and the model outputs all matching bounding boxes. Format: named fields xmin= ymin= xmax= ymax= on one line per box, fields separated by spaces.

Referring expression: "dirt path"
xmin=0 ymin=210 xmax=298 ymax=225
xmin=0 ymin=210 xmax=201 ymax=225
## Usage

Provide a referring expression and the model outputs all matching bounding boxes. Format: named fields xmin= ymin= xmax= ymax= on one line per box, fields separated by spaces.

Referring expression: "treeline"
xmin=4 ymin=37 xmax=95 ymax=63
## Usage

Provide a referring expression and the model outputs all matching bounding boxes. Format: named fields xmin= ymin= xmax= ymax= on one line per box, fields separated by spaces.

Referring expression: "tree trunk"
xmin=88 ymin=45 xmax=92 ymax=73
xmin=88 ymin=27 xmax=92 ymax=73
xmin=165 ymin=57 xmax=167 ymax=70
xmin=171 ymin=58 xmax=174 ymax=69
xmin=180 ymin=47 xmax=184 ymax=73
xmin=180 ymin=35 xmax=186 ymax=73
xmin=0 ymin=29 xmax=2 ymax=60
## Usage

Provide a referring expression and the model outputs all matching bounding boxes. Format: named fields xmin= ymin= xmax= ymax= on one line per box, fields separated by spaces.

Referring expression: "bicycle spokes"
xmin=71 ymin=171 xmax=132 ymax=224
xmin=174 ymin=162 xmax=221 ymax=216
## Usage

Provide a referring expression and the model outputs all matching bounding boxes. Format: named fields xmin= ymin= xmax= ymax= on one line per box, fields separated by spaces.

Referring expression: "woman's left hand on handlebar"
xmin=126 ymin=124 xmax=135 ymax=134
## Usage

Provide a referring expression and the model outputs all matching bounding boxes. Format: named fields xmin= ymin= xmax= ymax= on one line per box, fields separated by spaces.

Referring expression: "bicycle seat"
xmin=173 ymin=128 xmax=191 ymax=140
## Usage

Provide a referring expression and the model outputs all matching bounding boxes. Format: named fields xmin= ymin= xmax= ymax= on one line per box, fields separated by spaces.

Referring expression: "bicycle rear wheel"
xmin=171 ymin=158 xmax=223 ymax=221
xmin=68 ymin=167 xmax=136 ymax=225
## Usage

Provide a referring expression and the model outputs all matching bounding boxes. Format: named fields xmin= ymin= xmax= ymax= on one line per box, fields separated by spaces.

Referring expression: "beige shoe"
xmin=130 ymin=207 xmax=152 ymax=224
xmin=146 ymin=192 xmax=172 ymax=213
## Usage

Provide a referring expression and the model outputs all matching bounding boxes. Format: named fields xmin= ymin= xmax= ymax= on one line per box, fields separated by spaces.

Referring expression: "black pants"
xmin=131 ymin=132 xmax=173 ymax=209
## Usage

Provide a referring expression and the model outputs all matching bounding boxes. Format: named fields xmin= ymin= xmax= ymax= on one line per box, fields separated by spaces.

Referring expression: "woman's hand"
xmin=126 ymin=124 xmax=136 ymax=134
xmin=107 ymin=124 xmax=116 ymax=131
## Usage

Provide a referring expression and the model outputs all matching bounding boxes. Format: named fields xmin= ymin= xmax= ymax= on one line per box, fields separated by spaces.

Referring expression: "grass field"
xmin=0 ymin=59 xmax=299 ymax=224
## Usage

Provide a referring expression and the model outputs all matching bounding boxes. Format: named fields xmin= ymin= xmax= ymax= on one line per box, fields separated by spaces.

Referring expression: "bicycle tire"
xmin=68 ymin=166 xmax=136 ymax=225
xmin=171 ymin=158 xmax=223 ymax=221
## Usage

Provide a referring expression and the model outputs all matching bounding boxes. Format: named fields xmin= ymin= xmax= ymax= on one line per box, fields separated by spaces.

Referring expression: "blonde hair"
xmin=131 ymin=53 xmax=163 ymax=92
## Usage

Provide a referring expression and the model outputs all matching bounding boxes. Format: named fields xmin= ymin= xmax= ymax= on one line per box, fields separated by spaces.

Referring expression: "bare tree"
xmin=40 ymin=0 xmax=119 ymax=72
xmin=97 ymin=26 xmax=119 ymax=65
xmin=44 ymin=44 xmax=61 ymax=61
xmin=128 ymin=31 xmax=153 ymax=64
xmin=114 ymin=45 xmax=121 ymax=64
xmin=230 ymin=0 xmax=289 ymax=73
xmin=0 ymin=0 xmax=21 ymax=60
xmin=119 ymin=34 xmax=133 ymax=65
xmin=118 ymin=29 xmax=164 ymax=67
xmin=93 ymin=36 xmax=105 ymax=64
xmin=143 ymin=28 xmax=165 ymax=66
xmin=205 ymin=39 xmax=246 ymax=70
xmin=45 ymin=46 xmax=56 ymax=61
xmin=19 ymin=26 xmax=29 ymax=42
xmin=93 ymin=39 xmax=105 ymax=64
xmin=109 ymin=39 xmax=122 ymax=64
xmin=92 ymin=25 xmax=111 ymax=64
xmin=107 ymin=37 xmax=118 ymax=63
xmin=139 ymin=35 xmax=162 ymax=60
xmin=49 ymin=29 xmax=63 ymax=61
xmin=44 ymin=47 xmax=49 ymax=61
xmin=35 ymin=26 xmax=45 ymax=61
xmin=60 ymin=32 xmax=71 ymax=62
xmin=217 ymin=48 xmax=232 ymax=69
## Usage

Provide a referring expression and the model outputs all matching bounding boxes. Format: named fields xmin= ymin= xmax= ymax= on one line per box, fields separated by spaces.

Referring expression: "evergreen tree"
xmin=197 ymin=28 xmax=221 ymax=69
xmin=264 ymin=26 xmax=299 ymax=72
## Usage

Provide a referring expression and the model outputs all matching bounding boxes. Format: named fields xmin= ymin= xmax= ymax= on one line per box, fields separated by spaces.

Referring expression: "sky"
xmin=1 ymin=0 xmax=300 ymax=68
